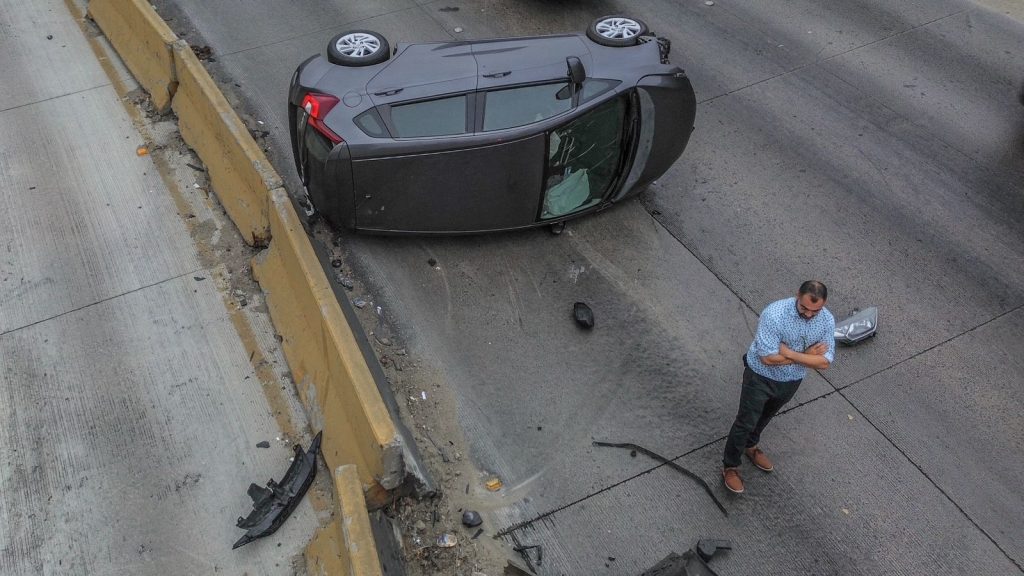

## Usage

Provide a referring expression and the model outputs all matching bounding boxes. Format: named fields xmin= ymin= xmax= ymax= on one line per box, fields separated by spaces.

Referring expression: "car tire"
xmin=586 ymin=15 xmax=649 ymax=47
xmin=327 ymin=30 xmax=390 ymax=66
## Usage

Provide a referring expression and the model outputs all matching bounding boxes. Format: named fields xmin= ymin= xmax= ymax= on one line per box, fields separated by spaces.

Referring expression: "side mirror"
xmin=566 ymin=56 xmax=586 ymax=86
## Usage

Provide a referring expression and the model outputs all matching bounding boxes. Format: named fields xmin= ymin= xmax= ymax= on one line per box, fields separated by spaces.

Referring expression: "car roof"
xmin=365 ymin=34 xmax=593 ymax=99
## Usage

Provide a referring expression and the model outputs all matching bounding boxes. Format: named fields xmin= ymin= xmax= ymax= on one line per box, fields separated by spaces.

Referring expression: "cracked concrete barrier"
xmin=254 ymin=188 xmax=404 ymax=500
xmin=170 ymin=41 xmax=276 ymax=245
xmin=88 ymin=0 xmax=177 ymax=113
xmin=306 ymin=465 xmax=384 ymax=576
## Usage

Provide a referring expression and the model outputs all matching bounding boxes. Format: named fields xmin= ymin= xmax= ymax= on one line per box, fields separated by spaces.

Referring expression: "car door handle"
xmin=482 ymin=71 xmax=511 ymax=78
xmin=373 ymin=88 xmax=403 ymax=96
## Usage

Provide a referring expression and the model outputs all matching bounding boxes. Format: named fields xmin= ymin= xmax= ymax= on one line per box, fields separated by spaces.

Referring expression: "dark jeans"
xmin=722 ymin=362 xmax=801 ymax=469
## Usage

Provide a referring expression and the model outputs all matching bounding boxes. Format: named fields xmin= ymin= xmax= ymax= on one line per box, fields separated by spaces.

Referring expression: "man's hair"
xmin=798 ymin=280 xmax=828 ymax=303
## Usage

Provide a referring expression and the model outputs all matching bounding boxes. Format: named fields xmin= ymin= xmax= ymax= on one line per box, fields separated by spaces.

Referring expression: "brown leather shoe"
xmin=722 ymin=467 xmax=744 ymax=493
xmin=745 ymin=446 xmax=774 ymax=472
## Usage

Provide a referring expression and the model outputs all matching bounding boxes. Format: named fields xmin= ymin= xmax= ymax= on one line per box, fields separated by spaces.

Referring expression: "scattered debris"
xmin=550 ymin=222 xmax=565 ymax=235
xmin=696 ymin=539 xmax=731 ymax=563
xmin=594 ymin=441 xmax=728 ymax=516
xmin=191 ymin=44 xmax=214 ymax=61
xmin=420 ymin=391 xmax=427 ymax=400
xmin=514 ymin=544 xmax=542 ymax=567
xmin=375 ymin=334 xmax=392 ymax=346
xmin=573 ymin=302 xmax=595 ymax=329
xmin=353 ymin=297 xmax=368 ymax=309
xmin=462 ymin=510 xmax=482 ymax=527
xmin=233 ymin=432 xmax=322 ymax=549
xmin=704 ymin=1 xmax=715 ymax=6
xmin=640 ymin=539 xmax=731 ymax=576
xmin=438 ymin=6 xmax=460 ymax=11
xmin=136 ymin=146 xmax=149 ymax=156
xmin=337 ymin=275 xmax=354 ymax=290
xmin=454 ymin=26 xmax=464 ymax=33
xmin=436 ymin=533 xmax=457 ymax=548
xmin=428 ymin=257 xmax=438 ymax=267
xmin=485 ymin=478 xmax=503 ymax=491
xmin=504 ymin=558 xmax=535 ymax=576
xmin=331 ymin=259 xmax=343 ymax=268
xmin=256 ymin=441 xmax=270 ymax=448
xmin=471 ymin=528 xmax=484 ymax=540
xmin=193 ymin=276 xmax=206 ymax=281
xmin=185 ymin=162 xmax=204 ymax=172
xmin=47 ymin=34 xmax=53 ymax=40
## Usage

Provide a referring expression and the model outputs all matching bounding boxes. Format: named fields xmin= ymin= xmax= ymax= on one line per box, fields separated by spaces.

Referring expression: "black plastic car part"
xmin=573 ymin=302 xmax=595 ymax=329
xmin=593 ymin=441 xmax=728 ymax=516
xmin=232 ymin=431 xmax=322 ymax=549
xmin=640 ymin=539 xmax=732 ymax=576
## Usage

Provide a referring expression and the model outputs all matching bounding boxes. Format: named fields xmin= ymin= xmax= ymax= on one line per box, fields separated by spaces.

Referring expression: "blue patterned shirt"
xmin=746 ymin=297 xmax=835 ymax=382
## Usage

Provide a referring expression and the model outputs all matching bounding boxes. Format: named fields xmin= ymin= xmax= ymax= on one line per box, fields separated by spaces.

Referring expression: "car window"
xmin=542 ymin=96 xmax=626 ymax=220
xmin=580 ymin=79 xmax=620 ymax=103
xmin=354 ymin=109 xmax=388 ymax=137
xmin=484 ymin=83 xmax=572 ymax=131
xmin=390 ymin=95 xmax=468 ymax=137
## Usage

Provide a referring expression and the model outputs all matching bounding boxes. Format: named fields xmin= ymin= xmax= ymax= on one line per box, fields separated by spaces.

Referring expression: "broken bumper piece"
xmin=641 ymin=539 xmax=732 ymax=576
xmin=232 ymin=431 xmax=322 ymax=549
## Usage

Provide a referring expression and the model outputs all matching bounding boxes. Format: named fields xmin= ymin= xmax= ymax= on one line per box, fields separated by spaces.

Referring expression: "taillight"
xmin=300 ymin=93 xmax=343 ymax=144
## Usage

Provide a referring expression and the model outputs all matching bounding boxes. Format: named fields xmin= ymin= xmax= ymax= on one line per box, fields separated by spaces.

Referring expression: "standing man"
xmin=722 ymin=281 xmax=835 ymax=494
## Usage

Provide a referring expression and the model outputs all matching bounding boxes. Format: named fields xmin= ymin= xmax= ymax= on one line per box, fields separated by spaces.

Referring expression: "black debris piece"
xmin=438 ymin=6 xmax=460 ymax=12
xmin=462 ymin=510 xmax=482 ymax=527
xmin=427 ymin=257 xmax=438 ymax=267
xmin=232 ymin=431 xmax=322 ymax=549
xmin=186 ymin=162 xmax=204 ymax=172
xmin=514 ymin=544 xmax=542 ymax=567
xmin=550 ymin=222 xmax=565 ymax=235
xmin=594 ymin=441 xmax=728 ymax=516
xmin=331 ymin=259 xmax=343 ymax=269
xmin=194 ymin=276 xmax=206 ymax=281
xmin=504 ymin=558 xmax=536 ymax=576
xmin=256 ymin=441 xmax=270 ymax=448
xmin=639 ymin=540 xmax=731 ymax=576
xmin=696 ymin=539 xmax=731 ymax=563
xmin=337 ymin=276 xmax=354 ymax=290
xmin=573 ymin=302 xmax=594 ymax=329
xmin=46 ymin=34 xmax=53 ymax=40
xmin=471 ymin=528 xmax=484 ymax=540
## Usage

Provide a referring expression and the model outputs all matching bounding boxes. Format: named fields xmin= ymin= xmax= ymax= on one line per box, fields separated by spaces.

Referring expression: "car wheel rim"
xmin=336 ymin=33 xmax=381 ymax=58
xmin=595 ymin=17 xmax=641 ymax=40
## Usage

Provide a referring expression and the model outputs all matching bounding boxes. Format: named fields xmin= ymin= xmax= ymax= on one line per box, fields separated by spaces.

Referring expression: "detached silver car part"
xmin=834 ymin=307 xmax=878 ymax=345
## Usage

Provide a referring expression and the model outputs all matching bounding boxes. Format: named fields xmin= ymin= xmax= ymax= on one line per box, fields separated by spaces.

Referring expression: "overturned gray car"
xmin=288 ymin=16 xmax=696 ymax=234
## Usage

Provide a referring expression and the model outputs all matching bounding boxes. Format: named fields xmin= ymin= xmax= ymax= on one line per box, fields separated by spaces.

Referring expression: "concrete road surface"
xmin=0 ymin=1 xmax=319 ymax=573
xmin=150 ymin=0 xmax=1024 ymax=573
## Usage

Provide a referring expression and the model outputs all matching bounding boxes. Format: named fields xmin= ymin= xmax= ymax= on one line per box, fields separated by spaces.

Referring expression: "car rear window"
xmin=483 ymin=83 xmax=572 ymax=131
xmin=390 ymin=95 xmax=468 ymax=137
xmin=354 ymin=109 xmax=388 ymax=137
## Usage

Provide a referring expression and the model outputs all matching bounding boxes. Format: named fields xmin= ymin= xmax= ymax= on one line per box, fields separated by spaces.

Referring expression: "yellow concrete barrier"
xmin=88 ymin=0 xmax=177 ymax=113
xmin=253 ymin=188 xmax=404 ymax=494
xmin=88 ymin=0 xmax=405 ymax=562
xmin=306 ymin=465 xmax=384 ymax=576
xmin=171 ymin=41 xmax=276 ymax=245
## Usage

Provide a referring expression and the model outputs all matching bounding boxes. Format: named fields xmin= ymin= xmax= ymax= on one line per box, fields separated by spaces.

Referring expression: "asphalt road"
xmin=152 ymin=0 xmax=1024 ymax=573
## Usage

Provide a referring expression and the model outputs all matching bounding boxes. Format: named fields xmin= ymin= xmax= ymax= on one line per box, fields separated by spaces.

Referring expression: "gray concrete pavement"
xmin=149 ymin=0 xmax=1024 ymax=573
xmin=0 ymin=1 xmax=318 ymax=573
